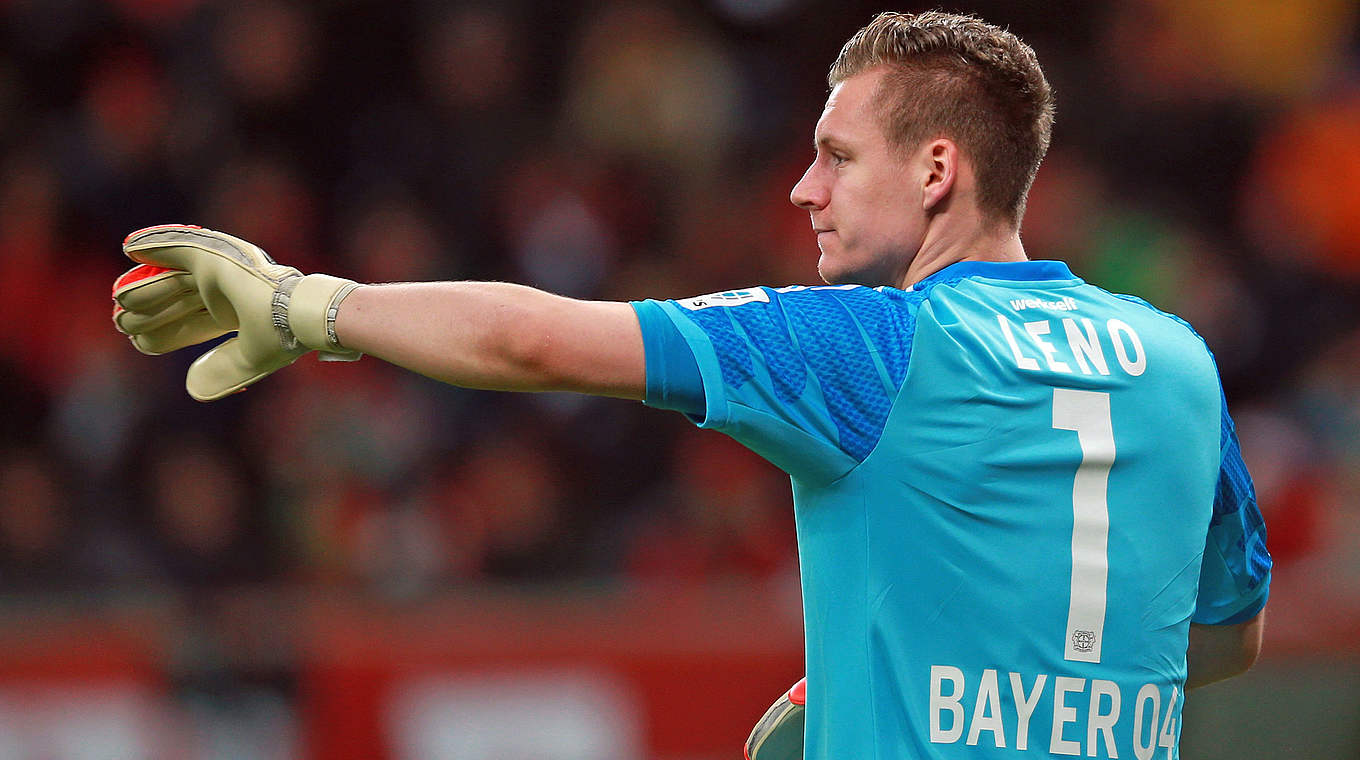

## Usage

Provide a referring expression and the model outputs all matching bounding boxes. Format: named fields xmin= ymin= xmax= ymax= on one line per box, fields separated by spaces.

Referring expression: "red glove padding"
xmin=112 ymin=260 xmax=225 ymax=356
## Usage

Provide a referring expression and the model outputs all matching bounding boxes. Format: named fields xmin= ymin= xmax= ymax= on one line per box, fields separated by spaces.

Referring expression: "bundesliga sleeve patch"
xmin=678 ymin=289 xmax=770 ymax=310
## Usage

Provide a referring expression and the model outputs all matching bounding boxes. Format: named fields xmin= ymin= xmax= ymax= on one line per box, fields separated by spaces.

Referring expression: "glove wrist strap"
xmin=285 ymin=273 xmax=363 ymax=360
xmin=320 ymin=282 xmax=362 ymax=362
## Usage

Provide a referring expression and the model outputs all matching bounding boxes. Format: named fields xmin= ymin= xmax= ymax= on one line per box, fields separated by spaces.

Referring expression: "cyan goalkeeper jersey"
xmin=631 ymin=260 xmax=1270 ymax=760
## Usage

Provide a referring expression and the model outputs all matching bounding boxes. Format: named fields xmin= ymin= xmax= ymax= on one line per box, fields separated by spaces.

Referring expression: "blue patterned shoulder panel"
xmin=676 ymin=285 xmax=925 ymax=461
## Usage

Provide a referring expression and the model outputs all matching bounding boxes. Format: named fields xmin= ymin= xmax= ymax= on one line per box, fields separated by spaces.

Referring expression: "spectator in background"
xmin=1241 ymin=92 xmax=1360 ymax=278
xmin=0 ymin=449 xmax=77 ymax=587
xmin=140 ymin=438 xmax=275 ymax=588
xmin=623 ymin=428 xmax=795 ymax=582
xmin=562 ymin=2 xmax=741 ymax=184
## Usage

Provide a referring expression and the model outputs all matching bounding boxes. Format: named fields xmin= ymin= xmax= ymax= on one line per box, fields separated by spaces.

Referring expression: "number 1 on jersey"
xmin=1053 ymin=388 xmax=1114 ymax=664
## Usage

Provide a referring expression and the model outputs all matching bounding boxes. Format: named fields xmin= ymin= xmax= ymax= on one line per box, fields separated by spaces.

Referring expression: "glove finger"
xmin=112 ymin=264 xmax=196 ymax=314
xmin=122 ymin=224 xmax=277 ymax=273
xmin=114 ymin=290 xmax=208 ymax=335
xmin=122 ymin=225 xmax=302 ymax=333
xmin=185 ymin=336 xmax=300 ymax=401
xmin=127 ymin=310 xmax=229 ymax=356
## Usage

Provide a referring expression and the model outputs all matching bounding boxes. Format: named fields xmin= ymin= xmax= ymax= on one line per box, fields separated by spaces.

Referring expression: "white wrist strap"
xmin=285 ymin=273 xmax=363 ymax=360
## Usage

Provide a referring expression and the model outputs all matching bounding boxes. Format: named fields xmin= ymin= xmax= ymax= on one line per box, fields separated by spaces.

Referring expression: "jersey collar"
xmin=906 ymin=259 xmax=1079 ymax=291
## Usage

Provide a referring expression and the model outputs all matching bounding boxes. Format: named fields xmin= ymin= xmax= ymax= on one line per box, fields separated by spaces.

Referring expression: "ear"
xmin=920 ymin=138 xmax=958 ymax=213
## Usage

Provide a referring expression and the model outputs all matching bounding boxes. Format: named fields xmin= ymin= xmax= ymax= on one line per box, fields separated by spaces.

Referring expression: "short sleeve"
xmin=1193 ymin=397 xmax=1272 ymax=625
xmin=632 ymin=285 xmax=922 ymax=484
xmin=631 ymin=299 xmax=705 ymax=418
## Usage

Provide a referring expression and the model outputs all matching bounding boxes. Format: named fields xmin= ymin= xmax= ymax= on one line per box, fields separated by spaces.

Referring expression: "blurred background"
xmin=0 ymin=0 xmax=1357 ymax=757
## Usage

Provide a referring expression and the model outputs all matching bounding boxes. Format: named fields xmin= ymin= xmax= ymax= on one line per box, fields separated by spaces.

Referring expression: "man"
xmin=112 ymin=11 xmax=1269 ymax=759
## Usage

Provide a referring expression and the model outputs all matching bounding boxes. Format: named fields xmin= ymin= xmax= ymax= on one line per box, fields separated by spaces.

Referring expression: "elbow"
xmin=1186 ymin=609 xmax=1266 ymax=689
xmin=487 ymin=288 xmax=625 ymax=394
xmin=504 ymin=331 xmax=563 ymax=391
xmin=1235 ymin=612 xmax=1266 ymax=674
xmin=1220 ymin=639 xmax=1261 ymax=682
xmin=483 ymin=299 xmax=567 ymax=392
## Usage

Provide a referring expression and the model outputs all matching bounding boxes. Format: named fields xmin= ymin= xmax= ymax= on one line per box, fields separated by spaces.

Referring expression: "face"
xmin=790 ymin=68 xmax=926 ymax=287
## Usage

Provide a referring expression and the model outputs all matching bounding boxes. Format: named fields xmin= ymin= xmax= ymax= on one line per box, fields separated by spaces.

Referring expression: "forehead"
xmin=816 ymin=68 xmax=888 ymax=144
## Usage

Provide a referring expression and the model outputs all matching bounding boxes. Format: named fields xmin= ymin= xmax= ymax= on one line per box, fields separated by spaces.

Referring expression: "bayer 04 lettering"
xmin=928 ymin=667 xmax=1179 ymax=758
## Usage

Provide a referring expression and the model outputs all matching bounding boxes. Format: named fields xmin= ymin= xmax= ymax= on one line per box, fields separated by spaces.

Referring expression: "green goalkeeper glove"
xmin=113 ymin=224 xmax=362 ymax=401
xmin=745 ymin=677 xmax=805 ymax=760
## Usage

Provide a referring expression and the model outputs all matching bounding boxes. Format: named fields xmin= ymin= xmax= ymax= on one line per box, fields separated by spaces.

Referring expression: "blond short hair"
xmin=830 ymin=11 xmax=1055 ymax=228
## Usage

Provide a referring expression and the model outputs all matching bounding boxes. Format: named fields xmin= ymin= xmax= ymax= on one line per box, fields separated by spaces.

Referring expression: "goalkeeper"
xmin=113 ymin=12 xmax=1269 ymax=759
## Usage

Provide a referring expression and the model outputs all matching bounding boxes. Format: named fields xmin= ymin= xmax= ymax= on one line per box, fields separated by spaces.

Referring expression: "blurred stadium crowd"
xmin=0 ymin=0 xmax=1358 ymax=664
xmin=2 ymin=1 xmax=1359 ymax=755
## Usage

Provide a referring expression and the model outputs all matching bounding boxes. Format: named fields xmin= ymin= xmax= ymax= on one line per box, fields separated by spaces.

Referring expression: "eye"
xmin=831 ymin=153 xmax=849 ymax=166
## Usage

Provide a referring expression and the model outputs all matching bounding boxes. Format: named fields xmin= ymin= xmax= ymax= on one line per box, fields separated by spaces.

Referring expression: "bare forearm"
xmin=1186 ymin=611 xmax=1265 ymax=690
xmin=333 ymin=281 xmax=645 ymax=398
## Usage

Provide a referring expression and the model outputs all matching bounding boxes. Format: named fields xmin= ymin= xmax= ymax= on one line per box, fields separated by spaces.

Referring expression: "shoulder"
xmin=662 ymin=284 xmax=926 ymax=345
xmin=669 ymin=284 xmax=924 ymax=315
xmin=1091 ymin=290 xmax=1225 ymax=405
xmin=1099 ymin=290 xmax=1220 ymax=365
xmin=654 ymin=284 xmax=926 ymax=388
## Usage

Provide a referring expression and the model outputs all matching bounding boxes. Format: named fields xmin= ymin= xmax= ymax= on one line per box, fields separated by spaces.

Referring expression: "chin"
xmin=818 ymin=257 xmax=878 ymax=287
xmin=816 ymin=260 xmax=843 ymax=285
xmin=817 ymin=252 xmax=853 ymax=285
xmin=819 ymin=247 xmax=909 ymax=288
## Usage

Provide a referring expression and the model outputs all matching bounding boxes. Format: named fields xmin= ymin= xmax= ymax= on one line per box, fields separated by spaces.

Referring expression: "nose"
xmin=790 ymin=162 xmax=827 ymax=210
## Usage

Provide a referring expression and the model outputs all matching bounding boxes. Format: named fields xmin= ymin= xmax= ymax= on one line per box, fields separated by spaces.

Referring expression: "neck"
xmin=897 ymin=215 xmax=1028 ymax=289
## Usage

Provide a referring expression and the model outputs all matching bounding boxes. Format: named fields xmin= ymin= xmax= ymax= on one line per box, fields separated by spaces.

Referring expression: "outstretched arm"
xmin=335 ymin=281 xmax=645 ymax=399
xmin=1186 ymin=609 xmax=1265 ymax=690
xmin=113 ymin=225 xmax=646 ymax=401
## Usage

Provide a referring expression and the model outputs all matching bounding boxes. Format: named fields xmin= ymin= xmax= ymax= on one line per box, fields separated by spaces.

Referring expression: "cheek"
xmin=852 ymin=203 xmax=904 ymax=247
xmin=873 ymin=186 xmax=921 ymax=237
